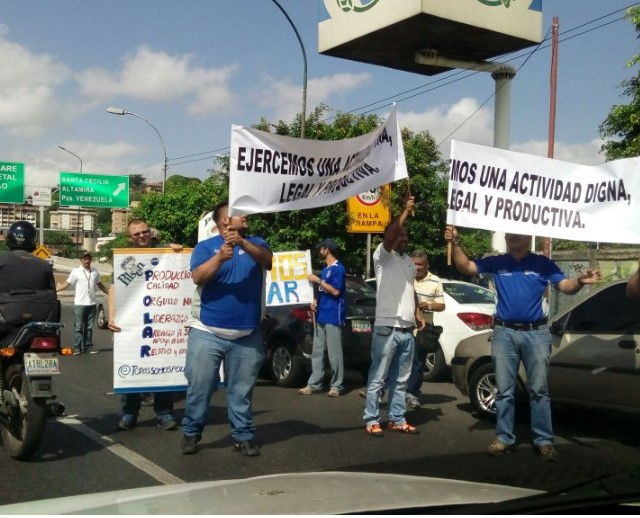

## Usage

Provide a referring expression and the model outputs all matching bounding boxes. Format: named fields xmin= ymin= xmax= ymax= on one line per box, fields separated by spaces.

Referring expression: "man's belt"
xmin=494 ymin=318 xmax=548 ymax=331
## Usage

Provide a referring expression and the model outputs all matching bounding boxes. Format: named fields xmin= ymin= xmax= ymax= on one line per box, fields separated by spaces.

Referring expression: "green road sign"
xmin=59 ymin=172 xmax=130 ymax=208
xmin=0 ymin=162 xmax=25 ymax=204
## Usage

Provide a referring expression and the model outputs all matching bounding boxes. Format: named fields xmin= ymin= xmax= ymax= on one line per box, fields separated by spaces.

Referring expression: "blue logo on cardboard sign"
xmin=151 ymin=257 xmax=159 ymax=266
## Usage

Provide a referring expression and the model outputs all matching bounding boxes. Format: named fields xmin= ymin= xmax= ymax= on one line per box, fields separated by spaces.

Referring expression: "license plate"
xmin=351 ymin=320 xmax=372 ymax=333
xmin=24 ymin=352 xmax=60 ymax=376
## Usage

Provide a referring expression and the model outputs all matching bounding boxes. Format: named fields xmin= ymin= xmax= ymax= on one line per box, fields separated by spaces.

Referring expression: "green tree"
xmin=44 ymin=230 xmax=75 ymax=257
xmin=134 ymin=175 xmax=229 ymax=246
xmin=95 ymin=207 xmax=112 ymax=236
xmin=165 ymin=174 xmax=202 ymax=191
xmin=129 ymin=173 xmax=147 ymax=190
xmin=599 ymin=6 xmax=640 ymax=160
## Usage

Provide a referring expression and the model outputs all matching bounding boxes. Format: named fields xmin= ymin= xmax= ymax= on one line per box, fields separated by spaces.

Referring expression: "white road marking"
xmin=58 ymin=416 xmax=184 ymax=485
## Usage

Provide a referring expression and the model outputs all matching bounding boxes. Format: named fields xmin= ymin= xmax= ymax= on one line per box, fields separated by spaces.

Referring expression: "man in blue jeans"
xmin=363 ymin=197 xmax=425 ymax=437
xmin=57 ymin=253 xmax=109 ymax=354
xmin=445 ymin=226 xmax=601 ymax=461
xmin=181 ymin=202 xmax=272 ymax=456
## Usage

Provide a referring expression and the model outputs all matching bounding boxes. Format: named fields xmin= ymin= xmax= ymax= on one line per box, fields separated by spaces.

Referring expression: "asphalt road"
xmin=1 ymin=300 xmax=640 ymax=507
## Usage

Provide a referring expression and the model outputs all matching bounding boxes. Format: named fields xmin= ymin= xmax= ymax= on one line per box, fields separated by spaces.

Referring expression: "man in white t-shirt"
xmin=362 ymin=197 xmax=425 ymax=437
xmin=57 ymin=253 xmax=108 ymax=354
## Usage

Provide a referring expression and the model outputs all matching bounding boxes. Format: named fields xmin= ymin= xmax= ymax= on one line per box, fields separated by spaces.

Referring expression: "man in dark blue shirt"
xmin=445 ymin=226 xmax=601 ymax=461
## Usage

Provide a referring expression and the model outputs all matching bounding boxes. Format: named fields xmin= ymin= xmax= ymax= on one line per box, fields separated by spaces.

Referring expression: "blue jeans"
xmin=120 ymin=392 xmax=174 ymax=421
xmin=306 ymin=324 xmax=344 ymax=391
xmin=182 ymin=327 xmax=264 ymax=442
xmin=73 ymin=304 xmax=96 ymax=351
xmin=406 ymin=338 xmax=428 ymax=399
xmin=363 ymin=326 xmax=414 ymax=426
xmin=491 ymin=325 xmax=553 ymax=446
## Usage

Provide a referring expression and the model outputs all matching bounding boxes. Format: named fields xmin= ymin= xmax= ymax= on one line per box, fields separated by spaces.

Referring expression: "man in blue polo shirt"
xmin=445 ymin=226 xmax=601 ymax=461
xmin=181 ymin=202 xmax=272 ymax=457
xmin=299 ymin=238 xmax=346 ymax=397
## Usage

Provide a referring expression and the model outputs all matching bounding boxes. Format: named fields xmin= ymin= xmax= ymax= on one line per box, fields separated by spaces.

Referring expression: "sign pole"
xmin=366 ymin=233 xmax=371 ymax=278
xmin=39 ymin=206 xmax=45 ymax=246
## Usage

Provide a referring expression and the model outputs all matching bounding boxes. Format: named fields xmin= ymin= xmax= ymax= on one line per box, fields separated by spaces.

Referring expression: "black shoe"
xmin=181 ymin=435 xmax=200 ymax=455
xmin=234 ymin=440 xmax=260 ymax=457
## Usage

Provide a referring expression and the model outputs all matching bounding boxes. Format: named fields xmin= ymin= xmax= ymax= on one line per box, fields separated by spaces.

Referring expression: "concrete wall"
xmin=550 ymin=248 xmax=640 ymax=316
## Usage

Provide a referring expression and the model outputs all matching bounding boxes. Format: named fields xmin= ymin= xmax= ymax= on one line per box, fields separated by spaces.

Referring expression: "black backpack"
xmin=0 ymin=289 xmax=60 ymax=332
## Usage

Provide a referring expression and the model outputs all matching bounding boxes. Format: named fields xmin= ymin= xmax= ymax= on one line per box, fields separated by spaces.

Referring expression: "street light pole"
xmin=58 ymin=146 xmax=83 ymax=173
xmin=271 ymin=0 xmax=307 ymax=138
xmin=106 ymin=107 xmax=168 ymax=193
xmin=58 ymin=146 xmax=83 ymax=254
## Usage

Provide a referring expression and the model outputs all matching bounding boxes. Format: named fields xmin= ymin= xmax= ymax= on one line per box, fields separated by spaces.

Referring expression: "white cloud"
xmin=0 ymin=35 xmax=73 ymax=137
xmin=76 ymin=46 xmax=239 ymax=115
xmin=398 ymin=99 xmax=608 ymax=166
xmin=254 ymin=72 xmax=372 ymax=122
xmin=399 ymin=97 xmax=493 ymax=156
xmin=513 ymin=139 xmax=607 ymax=166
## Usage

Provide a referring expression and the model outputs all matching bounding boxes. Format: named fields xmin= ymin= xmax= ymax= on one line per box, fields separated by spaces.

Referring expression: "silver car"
xmin=451 ymin=279 xmax=640 ymax=419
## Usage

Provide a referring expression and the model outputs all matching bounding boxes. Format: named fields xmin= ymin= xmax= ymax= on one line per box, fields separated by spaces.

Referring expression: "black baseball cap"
xmin=317 ymin=238 xmax=339 ymax=253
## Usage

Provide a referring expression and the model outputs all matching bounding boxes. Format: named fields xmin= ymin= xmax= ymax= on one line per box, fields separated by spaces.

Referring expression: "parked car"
xmin=451 ymin=279 xmax=640 ymax=419
xmin=96 ymin=292 xmax=108 ymax=329
xmin=365 ymin=277 xmax=496 ymax=381
xmin=261 ymin=275 xmax=376 ymax=387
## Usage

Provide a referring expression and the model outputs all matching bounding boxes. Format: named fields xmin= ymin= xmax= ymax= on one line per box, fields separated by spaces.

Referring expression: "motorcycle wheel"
xmin=0 ymin=364 xmax=47 ymax=461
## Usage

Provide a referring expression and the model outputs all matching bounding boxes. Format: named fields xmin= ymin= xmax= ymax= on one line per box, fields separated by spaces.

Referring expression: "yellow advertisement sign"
xmin=347 ymin=185 xmax=391 ymax=234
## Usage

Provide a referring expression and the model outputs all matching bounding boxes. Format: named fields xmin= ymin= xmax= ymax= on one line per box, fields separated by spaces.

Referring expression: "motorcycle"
xmin=0 ymin=321 xmax=70 ymax=460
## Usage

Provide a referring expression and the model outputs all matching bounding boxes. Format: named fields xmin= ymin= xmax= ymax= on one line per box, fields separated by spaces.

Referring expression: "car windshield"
xmin=347 ymin=279 xmax=376 ymax=305
xmin=4 ymin=1 xmax=640 ymax=515
xmin=443 ymin=282 xmax=496 ymax=305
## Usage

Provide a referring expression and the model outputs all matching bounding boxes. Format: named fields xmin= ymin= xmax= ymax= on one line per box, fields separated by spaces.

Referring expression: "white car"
xmin=429 ymin=280 xmax=495 ymax=381
xmin=366 ymin=278 xmax=496 ymax=381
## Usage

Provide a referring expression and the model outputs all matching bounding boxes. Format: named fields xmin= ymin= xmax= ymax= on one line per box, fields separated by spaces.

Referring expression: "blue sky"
xmin=0 ymin=0 xmax=638 ymax=189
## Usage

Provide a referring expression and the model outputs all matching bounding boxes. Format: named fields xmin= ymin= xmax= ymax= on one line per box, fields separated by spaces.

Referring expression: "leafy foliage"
xmin=134 ymin=175 xmax=228 ymax=247
xmin=44 ymin=230 xmax=76 ymax=257
xmin=599 ymin=6 xmax=640 ymax=160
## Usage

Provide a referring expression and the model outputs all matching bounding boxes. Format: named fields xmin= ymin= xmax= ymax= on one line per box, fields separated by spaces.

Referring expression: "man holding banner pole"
xmin=363 ymin=196 xmax=425 ymax=437
xmin=444 ymin=225 xmax=601 ymax=461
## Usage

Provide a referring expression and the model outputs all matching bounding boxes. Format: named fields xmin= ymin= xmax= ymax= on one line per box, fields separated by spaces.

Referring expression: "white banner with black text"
xmin=447 ymin=140 xmax=640 ymax=244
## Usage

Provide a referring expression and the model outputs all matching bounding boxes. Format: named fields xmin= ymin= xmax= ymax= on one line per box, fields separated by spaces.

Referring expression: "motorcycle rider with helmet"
xmin=0 ymin=221 xmax=58 ymax=334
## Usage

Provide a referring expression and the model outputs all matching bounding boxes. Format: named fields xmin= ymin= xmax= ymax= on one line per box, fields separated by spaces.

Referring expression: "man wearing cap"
xmin=299 ymin=238 xmax=346 ymax=397
xmin=57 ymin=252 xmax=108 ymax=355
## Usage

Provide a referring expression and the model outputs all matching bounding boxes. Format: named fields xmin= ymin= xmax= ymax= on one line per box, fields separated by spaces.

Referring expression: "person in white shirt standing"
xmin=362 ymin=197 xmax=425 ymax=437
xmin=57 ymin=253 xmax=108 ymax=355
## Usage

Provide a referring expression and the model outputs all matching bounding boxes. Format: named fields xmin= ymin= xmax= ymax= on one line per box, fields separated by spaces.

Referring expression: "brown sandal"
xmin=387 ymin=422 xmax=419 ymax=434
